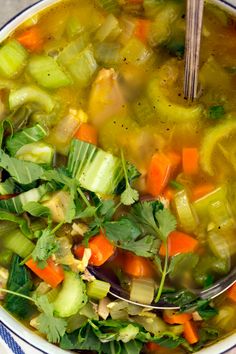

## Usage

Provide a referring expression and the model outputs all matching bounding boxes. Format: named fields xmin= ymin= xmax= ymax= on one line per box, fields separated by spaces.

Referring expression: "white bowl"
xmin=0 ymin=0 xmax=236 ymax=353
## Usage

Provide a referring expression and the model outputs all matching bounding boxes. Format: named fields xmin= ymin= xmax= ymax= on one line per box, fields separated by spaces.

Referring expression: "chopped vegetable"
xmin=173 ymin=189 xmax=199 ymax=233
xmin=3 ymin=229 xmax=35 ymax=258
xmin=146 ymin=153 xmax=172 ymax=197
xmin=134 ymin=19 xmax=151 ymax=44
xmin=0 ymin=40 xmax=28 ymax=78
xmin=74 ymin=123 xmax=98 ymax=145
xmin=26 ymin=258 xmax=64 ymax=288
xmin=227 ymin=283 xmax=236 ymax=302
xmin=130 ymin=278 xmax=155 ymax=305
xmin=191 ymin=183 xmax=215 ymax=201
xmin=17 ymin=27 xmax=44 ymax=52
xmin=163 ymin=311 xmax=192 ymax=325
xmin=87 ymin=279 xmax=110 ymax=300
xmin=123 ymin=252 xmax=154 ymax=277
xmin=159 ymin=231 xmax=199 ymax=257
xmin=183 ymin=321 xmax=199 ymax=344
xmin=182 ymin=148 xmax=199 ymax=175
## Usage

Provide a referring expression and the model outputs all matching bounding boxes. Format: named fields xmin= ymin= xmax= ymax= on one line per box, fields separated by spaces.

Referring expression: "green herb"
xmin=193 ymin=327 xmax=219 ymax=351
xmin=4 ymin=255 xmax=33 ymax=318
xmin=169 ymin=180 xmax=183 ymax=190
xmin=23 ymin=202 xmax=51 ymax=217
xmin=6 ymin=124 xmax=48 ymax=156
xmin=0 ymin=149 xmax=44 ymax=184
xmin=31 ymin=223 xmax=63 ymax=269
xmin=120 ymin=150 xmax=139 ymax=206
xmin=168 ymin=253 xmax=199 ymax=280
xmin=0 ymin=209 xmax=32 ymax=237
xmin=208 ymin=105 xmax=225 ymax=120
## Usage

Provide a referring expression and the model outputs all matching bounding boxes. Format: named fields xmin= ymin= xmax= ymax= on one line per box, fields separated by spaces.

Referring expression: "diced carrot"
xmin=167 ymin=151 xmax=181 ymax=174
xmin=74 ymin=123 xmax=98 ymax=145
xmin=159 ymin=231 xmax=199 ymax=257
xmin=74 ymin=232 xmax=115 ymax=267
xmin=191 ymin=183 xmax=215 ymax=201
xmin=163 ymin=311 xmax=192 ymax=324
xmin=123 ymin=252 xmax=154 ymax=278
xmin=227 ymin=283 xmax=236 ymax=302
xmin=134 ymin=19 xmax=151 ymax=44
xmin=182 ymin=148 xmax=199 ymax=175
xmin=26 ymin=258 xmax=64 ymax=288
xmin=183 ymin=321 xmax=199 ymax=344
xmin=147 ymin=153 xmax=172 ymax=197
xmin=162 ymin=187 xmax=175 ymax=201
xmin=146 ymin=343 xmax=162 ymax=351
xmin=17 ymin=26 xmax=44 ymax=52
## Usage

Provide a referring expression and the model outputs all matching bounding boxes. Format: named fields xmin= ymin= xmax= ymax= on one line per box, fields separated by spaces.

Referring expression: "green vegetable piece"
xmin=4 ymin=255 xmax=33 ymax=318
xmin=87 ymin=279 xmax=110 ymax=300
xmin=6 ymin=124 xmax=48 ymax=156
xmin=16 ymin=142 xmax=55 ymax=165
xmin=130 ymin=278 xmax=155 ymax=305
xmin=0 ymin=209 xmax=31 ymax=237
xmin=121 ymin=38 xmax=152 ymax=66
xmin=194 ymin=255 xmax=230 ymax=286
xmin=208 ymin=105 xmax=225 ymax=120
xmin=9 ymin=85 xmax=55 ymax=113
xmin=28 ymin=55 xmax=72 ymax=89
xmin=53 ymin=271 xmax=87 ymax=317
xmin=0 ymin=249 xmax=13 ymax=267
xmin=117 ymin=324 xmax=139 ymax=343
xmin=0 ymin=40 xmax=28 ymax=78
xmin=120 ymin=150 xmax=139 ymax=205
xmin=96 ymin=0 xmax=120 ymax=14
xmin=66 ymin=17 xmax=84 ymax=40
xmin=3 ymin=229 xmax=35 ymax=258
xmin=0 ymin=178 xmax=15 ymax=195
xmin=173 ymin=189 xmax=199 ymax=233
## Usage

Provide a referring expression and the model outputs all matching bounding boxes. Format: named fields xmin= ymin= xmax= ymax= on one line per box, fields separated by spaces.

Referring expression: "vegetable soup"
xmin=0 ymin=0 xmax=236 ymax=353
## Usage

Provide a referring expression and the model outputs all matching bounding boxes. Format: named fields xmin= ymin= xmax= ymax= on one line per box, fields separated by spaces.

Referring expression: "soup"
xmin=0 ymin=0 xmax=236 ymax=352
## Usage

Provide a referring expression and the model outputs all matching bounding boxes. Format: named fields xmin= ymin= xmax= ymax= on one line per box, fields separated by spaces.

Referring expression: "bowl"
xmin=0 ymin=0 xmax=236 ymax=353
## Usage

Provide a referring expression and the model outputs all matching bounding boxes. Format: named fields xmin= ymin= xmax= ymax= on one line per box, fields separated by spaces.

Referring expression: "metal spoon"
xmin=184 ymin=0 xmax=204 ymax=100
xmin=89 ymin=266 xmax=236 ymax=310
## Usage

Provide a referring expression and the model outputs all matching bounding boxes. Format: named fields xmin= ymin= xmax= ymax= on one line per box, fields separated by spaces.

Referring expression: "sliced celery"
xmin=0 ymin=221 xmax=17 ymax=238
xmin=207 ymin=229 xmax=230 ymax=260
xmin=66 ymin=313 xmax=87 ymax=333
xmin=121 ymin=37 xmax=153 ymax=66
xmin=57 ymin=35 xmax=89 ymax=67
xmin=47 ymin=287 xmax=60 ymax=303
xmin=173 ymin=189 xmax=199 ymax=233
xmin=0 ymin=178 xmax=15 ymax=195
xmin=194 ymin=255 xmax=230 ymax=286
xmin=63 ymin=46 xmax=98 ymax=87
xmin=16 ymin=142 xmax=55 ymax=165
xmin=0 ymin=40 xmax=28 ymax=78
xmin=28 ymin=55 xmax=72 ymax=89
xmin=132 ymin=96 xmax=156 ymax=126
xmin=144 ymin=0 xmax=165 ymax=18
xmin=96 ymin=0 xmax=120 ymax=14
xmin=117 ymin=324 xmax=139 ymax=343
xmin=95 ymin=14 xmax=121 ymax=42
xmin=87 ymin=279 xmax=110 ymax=300
xmin=130 ymin=278 xmax=155 ymax=305
xmin=66 ymin=16 xmax=84 ymax=40
xmin=9 ymin=86 xmax=55 ymax=113
xmin=94 ymin=42 xmax=121 ymax=67
xmin=133 ymin=315 xmax=167 ymax=335
xmin=79 ymin=302 xmax=99 ymax=319
xmin=4 ymin=229 xmax=35 ymax=258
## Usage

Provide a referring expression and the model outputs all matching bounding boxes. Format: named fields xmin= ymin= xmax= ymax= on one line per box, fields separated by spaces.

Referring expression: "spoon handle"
xmin=184 ymin=0 xmax=204 ymax=101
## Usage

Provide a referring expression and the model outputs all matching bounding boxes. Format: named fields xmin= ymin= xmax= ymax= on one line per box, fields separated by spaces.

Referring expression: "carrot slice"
xmin=26 ymin=258 xmax=64 ymax=288
xmin=123 ymin=252 xmax=154 ymax=278
xmin=227 ymin=283 xmax=236 ymax=302
xmin=191 ymin=183 xmax=215 ymax=201
xmin=167 ymin=151 xmax=182 ymax=173
xmin=146 ymin=343 xmax=162 ymax=351
xmin=74 ymin=123 xmax=98 ymax=145
xmin=159 ymin=231 xmax=199 ymax=257
xmin=162 ymin=187 xmax=175 ymax=201
xmin=17 ymin=27 xmax=44 ymax=52
xmin=74 ymin=232 xmax=115 ymax=267
xmin=163 ymin=311 xmax=192 ymax=324
xmin=183 ymin=321 xmax=199 ymax=344
xmin=134 ymin=19 xmax=151 ymax=44
xmin=182 ymin=148 xmax=199 ymax=175
xmin=147 ymin=153 xmax=172 ymax=197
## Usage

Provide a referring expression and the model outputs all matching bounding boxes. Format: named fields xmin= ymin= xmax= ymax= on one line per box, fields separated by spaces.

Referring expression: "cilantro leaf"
xmin=120 ymin=150 xmax=139 ymax=206
xmin=32 ymin=227 xmax=59 ymax=269
xmin=104 ymin=218 xmax=141 ymax=242
xmin=120 ymin=235 xmax=159 ymax=257
xmin=168 ymin=253 xmax=199 ymax=280
xmin=155 ymin=208 xmax=177 ymax=242
xmin=36 ymin=295 xmax=67 ymax=343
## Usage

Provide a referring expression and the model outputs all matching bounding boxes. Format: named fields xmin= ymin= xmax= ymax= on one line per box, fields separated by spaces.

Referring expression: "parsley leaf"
xmin=168 ymin=253 xmax=199 ymax=280
xmin=31 ymin=224 xmax=62 ymax=269
xmin=155 ymin=208 xmax=177 ymax=242
xmin=36 ymin=295 xmax=67 ymax=343
xmin=120 ymin=150 xmax=139 ymax=206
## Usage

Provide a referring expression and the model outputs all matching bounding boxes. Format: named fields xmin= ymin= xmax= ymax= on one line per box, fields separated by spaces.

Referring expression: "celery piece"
xmin=16 ymin=142 xmax=55 ymax=165
xmin=79 ymin=302 xmax=99 ymax=319
xmin=95 ymin=14 xmax=121 ymax=42
xmin=4 ymin=229 xmax=35 ymax=259
xmin=47 ymin=287 xmax=60 ymax=303
xmin=143 ymin=0 xmax=164 ymax=18
xmin=130 ymin=278 xmax=155 ymax=305
xmin=66 ymin=313 xmax=87 ymax=333
xmin=9 ymin=86 xmax=55 ymax=113
xmin=207 ymin=229 xmax=230 ymax=260
xmin=66 ymin=17 xmax=84 ymax=40
xmin=173 ymin=189 xmax=199 ymax=233
xmin=94 ymin=42 xmax=121 ymax=67
xmin=64 ymin=46 xmax=98 ymax=87
xmin=57 ymin=35 xmax=89 ymax=68
xmin=118 ymin=324 xmax=139 ymax=343
xmin=96 ymin=0 xmax=120 ymax=14
xmin=0 ymin=40 xmax=28 ymax=78
xmin=0 ymin=178 xmax=15 ymax=195
xmin=132 ymin=96 xmax=156 ymax=126
xmin=194 ymin=255 xmax=230 ymax=286
xmin=28 ymin=55 xmax=72 ymax=89
xmin=121 ymin=37 xmax=152 ymax=66
xmin=0 ymin=249 xmax=13 ymax=267
xmin=0 ymin=221 xmax=18 ymax=238
xmin=87 ymin=280 xmax=110 ymax=300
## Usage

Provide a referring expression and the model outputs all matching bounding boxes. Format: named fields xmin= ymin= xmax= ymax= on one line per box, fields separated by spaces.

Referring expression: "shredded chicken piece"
xmin=0 ymin=267 xmax=9 ymax=300
xmin=81 ymin=268 xmax=95 ymax=282
xmin=98 ymin=297 xmax=111 ymax=320
xmin=77 ymin=248 xmax=92 ymax=273
xmin=71 ymin=222 xmax=89 ymax=237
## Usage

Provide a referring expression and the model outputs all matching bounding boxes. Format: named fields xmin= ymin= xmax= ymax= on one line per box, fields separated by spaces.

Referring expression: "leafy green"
xmin=168 ymin=253 xmax=199 ymax=280
xmin=23 ymin=202 xmax=51 ymax=217
xmin=155 ymin=208 xmax=177 ymax=242
xmin=4 ymin=255 xmax=33 ymax=318
xmin=36 ymin=295 xmax=67 ymax=344
xmin=193 ymin=327 xmax=219 ymax=351
xmin=0 ymin=120 xmax=13 ymax=148
xmin=0 ymin=149 xmax=44 ymax=184
xmin=208 ymin=105 xmax=225 ymax=120
xmin=0 ymin=209 xmax=32 ymax=237
xmin=115 ymin=161 xmax=141 ymax=195
xmin=31 ymin=224 xmax=62 ymax=268
xmin=120 ymin=150 xmax=139 ymax=206
xmin=0 ymin=178 xmax=15 ymax=195
xmin=6 ymin=124 xmax=48 ymax=156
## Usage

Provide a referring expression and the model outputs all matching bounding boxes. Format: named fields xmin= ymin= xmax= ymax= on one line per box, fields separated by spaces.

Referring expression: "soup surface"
xmin=0 ymin=0 xmax=236 ymax=353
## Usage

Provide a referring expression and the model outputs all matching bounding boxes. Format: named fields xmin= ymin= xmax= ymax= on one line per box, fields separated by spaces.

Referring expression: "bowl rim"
xmin=0 ymin=0 xmax=236 ymax=353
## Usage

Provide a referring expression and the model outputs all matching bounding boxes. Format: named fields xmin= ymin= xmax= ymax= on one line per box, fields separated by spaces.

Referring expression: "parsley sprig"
xmin=120 ymin=149 xmax=139 ymax=206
